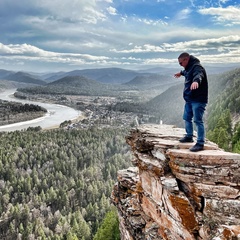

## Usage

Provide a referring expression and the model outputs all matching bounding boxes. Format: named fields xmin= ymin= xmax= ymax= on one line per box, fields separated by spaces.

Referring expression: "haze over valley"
xmin=0 ymin=64 xmax=239 ymax=130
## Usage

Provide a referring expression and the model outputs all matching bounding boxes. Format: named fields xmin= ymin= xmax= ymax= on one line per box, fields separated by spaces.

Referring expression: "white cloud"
xmin=110 ymin=35 xmax=240 ymax=54
xmin=137 ymin=18 xmax=168 ymax=26
xmin=175 ymin=8 xmax=192 ymax=21
xmin=32 ymin=0 xmax=108 ymax=24
xmin=219 ymin=0 xmax=230 ymax=4
xmin=1 ymin=0 xmax=240 ymax=71
xmin=97 ymin=0 xmax=113 ymax=2
xmin=164 ymin=35 xmax=240 ymax=52
xmin=199 ymin=6 xmax=240 ymax=25
xmin=0 ymin=43 xmax=109 ymax=63
xmin=107 ymin=6 xmax=117 ymax=15
xmin=0 ymin=43 xmax=14 ymax=54
xmin=111 ymin=44 xmax=165 ymax=53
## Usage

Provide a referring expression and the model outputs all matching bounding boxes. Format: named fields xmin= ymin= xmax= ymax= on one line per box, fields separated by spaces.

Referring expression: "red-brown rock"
xmin=112 ymin=124 xmax=240 ymax=240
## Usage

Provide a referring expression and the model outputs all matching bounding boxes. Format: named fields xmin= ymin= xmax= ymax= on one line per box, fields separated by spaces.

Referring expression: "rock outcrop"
xmin=111 ymin=124 xmax=240 ymax=240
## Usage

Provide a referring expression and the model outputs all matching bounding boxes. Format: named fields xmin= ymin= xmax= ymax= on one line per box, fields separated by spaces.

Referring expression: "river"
xmin=0 ymin=89 xmax=80 ymax=132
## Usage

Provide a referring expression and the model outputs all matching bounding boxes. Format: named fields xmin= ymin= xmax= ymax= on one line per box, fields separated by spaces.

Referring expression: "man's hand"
xmin=174 ymin=72 xmax=181 ymax=78
xmin=190 ymin=82 xmax=199 ymax=90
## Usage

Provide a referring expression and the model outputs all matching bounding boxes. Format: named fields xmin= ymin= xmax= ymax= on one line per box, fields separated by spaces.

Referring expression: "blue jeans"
xmin=183 ymin=102 xmax=207 ymax=145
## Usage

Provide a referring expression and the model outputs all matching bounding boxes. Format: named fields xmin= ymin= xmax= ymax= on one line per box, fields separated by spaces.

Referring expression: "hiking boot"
xmin=189 ymin=143 xmax=204 ymax=152
xmin=179 ymin=136 xmax=194 ymax=143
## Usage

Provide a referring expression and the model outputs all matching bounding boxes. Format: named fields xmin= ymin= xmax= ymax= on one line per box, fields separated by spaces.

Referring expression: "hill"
xmin=112 ymin=67 xmax=240 ymax=130
xmin=142 ymin=67 xmax=240 ymax=126
xmin=4 ymin=71 xmax=46 ymax=85
xmin=17 ymin=75 xmax=129 ymax=96
xmin=0 ymin=79 xmax=43 ymax=90
xmin=0 ymin=70 xmax=46 ymax=86
xmin=44 ymin=68 xmax=142 ymax=84
xmin=17 ymin=70 xmax=178 ymax=101
xmin=0 ymin=69 xmax=15 ymax=79
xmin=144 ymin=67 xmax=240 ymax=152
xmin=125 ymin=74 xmax=174 ymax=87
xmin=205 ymin=67 xmax=240 ymax=151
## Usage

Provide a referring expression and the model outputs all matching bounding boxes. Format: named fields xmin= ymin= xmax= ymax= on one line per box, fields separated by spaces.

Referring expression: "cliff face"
xmin=111 ymin=124 xmax=240 ymax=240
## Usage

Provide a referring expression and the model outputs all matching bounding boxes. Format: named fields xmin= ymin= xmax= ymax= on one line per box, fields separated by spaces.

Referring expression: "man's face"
xmin=178 ymin=57 xmax=189 ymax=68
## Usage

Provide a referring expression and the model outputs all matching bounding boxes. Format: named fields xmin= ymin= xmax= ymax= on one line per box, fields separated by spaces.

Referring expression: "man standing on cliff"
xmin=174 ymin=52 xmax=208 ymax=152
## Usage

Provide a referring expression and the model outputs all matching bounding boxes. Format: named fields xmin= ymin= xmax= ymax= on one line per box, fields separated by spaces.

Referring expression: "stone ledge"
xmin=112 ymin=124 xmax=240 ymax=240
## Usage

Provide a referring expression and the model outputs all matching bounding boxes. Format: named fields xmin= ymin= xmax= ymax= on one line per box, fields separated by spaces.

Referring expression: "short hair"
xmin=178 ymin=52 xmax=190 ymax=59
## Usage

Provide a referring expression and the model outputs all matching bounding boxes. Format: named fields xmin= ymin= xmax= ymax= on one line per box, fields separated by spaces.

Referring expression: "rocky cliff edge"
xmin=111 ymin=124 xmax=240 ymax=240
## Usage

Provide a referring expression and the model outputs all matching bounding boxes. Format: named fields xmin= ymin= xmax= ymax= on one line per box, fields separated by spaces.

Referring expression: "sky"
xmin=0 ymin=0 xmax=240 ymax=73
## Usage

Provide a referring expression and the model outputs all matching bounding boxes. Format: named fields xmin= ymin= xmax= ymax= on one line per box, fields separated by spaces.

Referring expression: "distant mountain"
xmin=112 ymin=66 xmax=240 ymax=128
xmin=44 ymin=65 xmax=235 ymax=85
xmin=0 ymin=69 xmax=15 ymax=79
xmin=5 ymin=72 xmax=46 ymax=85
xmin=124 ymin=74 xmax=174 ymax=88
xmin=0 ymin=65 xmax=237 ymax=86
xmin=40 ymin=71 xmax=67 ymax=82
xmin=48 ymin=75 xmax=105 ymax=89
xmin=19 ymin=75 xmax=123 ymax=96
xmin=144 ymin=83 xmax=184 ymax=126
xmin=0 ymin=79 xmax=43 ymax=90
xmin=0 ymin=69 xmax=46 ymax=88
xmin=138 ymin=67 xmax=177 ymax=75
xmin=142 ymin=67 xmax=240 ymax=127
xmin=204 ymin=64 xmax=239 ymax=75
xmin=141 ymin=64 xmax=238 ymax=75
xmin=45 ymin=68 xmax=144 ymax=84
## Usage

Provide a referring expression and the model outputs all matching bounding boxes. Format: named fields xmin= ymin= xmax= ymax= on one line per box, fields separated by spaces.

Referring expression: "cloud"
xmin=198 ymin=6 xmax=240 ymax=25
xmin=0 ymin=43 xmax=109 ymax=64
xmin=1 ymin=35 xmax=240 ymax=71
xmin=175 ymin=8 xmax=192 ymax=21
xmin=164 ymin=35 xmax=240 ymax=52
xmin=111 ymin=44 xmax=165 ymax=53
xmin=110 ymin=35 xmax=240 ymax=54
xmin=137 ymin=18 xmax=168 ymax=26
xmin=107 ymin=6 xmax=117 ymax=15
xmin=1 ymin=0 xmax=240 ymax=71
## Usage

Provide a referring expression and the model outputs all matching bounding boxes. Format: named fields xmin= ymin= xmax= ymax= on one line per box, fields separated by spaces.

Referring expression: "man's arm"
xmin=174 ymin=70 xmax=184 ymax=78
xmin=191 ymin=65 xmax=205 ymax=90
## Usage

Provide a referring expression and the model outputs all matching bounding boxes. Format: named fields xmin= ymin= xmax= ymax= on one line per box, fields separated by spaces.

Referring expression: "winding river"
xmin=0 ymin=89 xmax=80 ymax=132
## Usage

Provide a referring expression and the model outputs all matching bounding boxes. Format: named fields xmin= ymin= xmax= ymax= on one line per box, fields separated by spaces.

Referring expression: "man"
xmin=174 ymin=52 xmax=208 ymax=152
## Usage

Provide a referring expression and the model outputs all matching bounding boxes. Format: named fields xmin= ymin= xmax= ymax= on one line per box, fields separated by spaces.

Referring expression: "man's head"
xmin=178 ymin=52 xmax=190 ymax=68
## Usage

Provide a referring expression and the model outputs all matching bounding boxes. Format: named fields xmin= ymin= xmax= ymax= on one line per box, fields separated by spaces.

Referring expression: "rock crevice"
xmin=111 ymin=124 xmax=240 ymax=240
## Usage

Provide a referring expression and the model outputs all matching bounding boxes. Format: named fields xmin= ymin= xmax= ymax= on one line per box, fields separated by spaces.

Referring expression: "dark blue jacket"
xmin=181 ymin=55 xmax=208 ymax=103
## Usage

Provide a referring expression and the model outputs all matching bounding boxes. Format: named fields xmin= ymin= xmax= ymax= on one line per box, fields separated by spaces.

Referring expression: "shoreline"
xmin=0 ymin=89 xmax=80 ymax=132
xmin=44 ymin=112 xmax=86 ymax=130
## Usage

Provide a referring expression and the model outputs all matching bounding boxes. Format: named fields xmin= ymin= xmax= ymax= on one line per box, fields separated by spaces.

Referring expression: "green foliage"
xmin=93 ymin=209 xmax=120 ymax=240
xmin=60 ymin=120 xmax=72 ymax=128
xmin=232 ymin=123 xmax=240 ymax=153
xmin=0 ymin=127 xmax=132 ymax=239
xmin=207 ymin=109 xmax=232 ymax=151
xmin=0 ymin=100 xmax=47 ymax=126
xmin=206 ymin=68 xmax=240 ymax=152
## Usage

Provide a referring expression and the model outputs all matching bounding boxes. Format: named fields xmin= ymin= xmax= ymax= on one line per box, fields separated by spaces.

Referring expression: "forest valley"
xmin=0 ymin=127 xmax=130 ymax=239
xmin=0 ymin=66 xmax=240 ymax=239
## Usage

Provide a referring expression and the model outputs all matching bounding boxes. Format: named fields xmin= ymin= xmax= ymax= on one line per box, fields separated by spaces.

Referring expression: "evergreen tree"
xmin=0 ymin=127 xmax=131 ymax=239
xmin=207 ymin=109 xmax=232 ymax=151
xmin=93 ymin=209 xmax=120 ymax=240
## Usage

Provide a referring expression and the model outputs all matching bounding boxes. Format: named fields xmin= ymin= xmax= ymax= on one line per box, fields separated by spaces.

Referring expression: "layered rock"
xmin=111 ymin=124 xmax=240 ymax=240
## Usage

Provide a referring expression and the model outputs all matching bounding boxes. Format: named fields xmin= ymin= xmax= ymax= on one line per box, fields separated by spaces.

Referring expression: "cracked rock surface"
xmin=111 ymin=124 xmax=240 ymax=240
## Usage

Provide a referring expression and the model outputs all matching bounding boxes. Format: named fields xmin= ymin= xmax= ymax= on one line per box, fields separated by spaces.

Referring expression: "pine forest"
xmin=0 ymin=127 xmax=132 ymax=239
